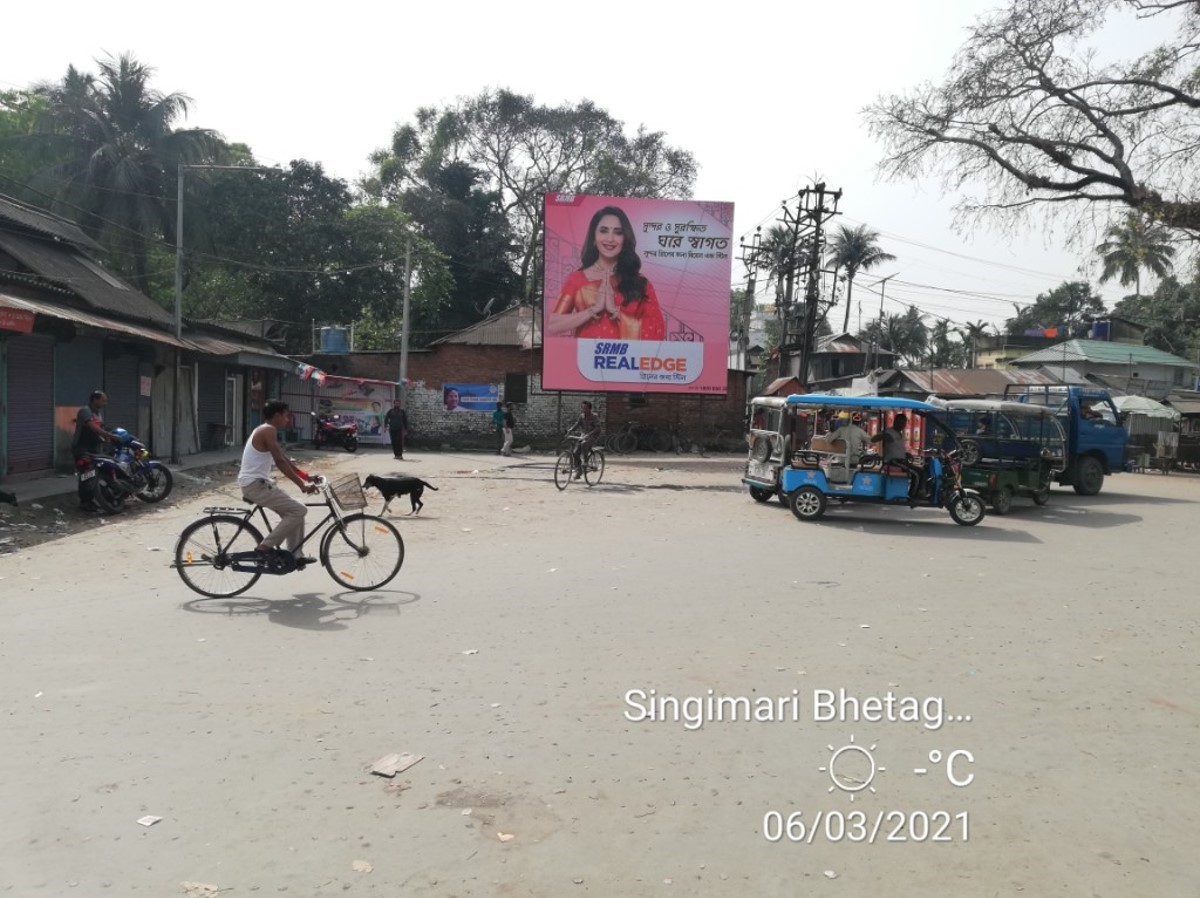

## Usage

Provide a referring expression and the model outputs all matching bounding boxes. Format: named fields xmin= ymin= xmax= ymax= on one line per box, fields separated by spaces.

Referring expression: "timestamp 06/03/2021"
xmin=762 ymin=809 xmax=969 ymax=845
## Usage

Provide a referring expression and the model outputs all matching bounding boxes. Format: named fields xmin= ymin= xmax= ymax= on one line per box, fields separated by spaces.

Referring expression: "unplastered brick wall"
xmin=301 ymin=345 xmax=746 ymax=450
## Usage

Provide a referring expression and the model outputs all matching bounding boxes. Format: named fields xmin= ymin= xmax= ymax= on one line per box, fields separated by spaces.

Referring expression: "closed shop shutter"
xmin=6 ymin=334 xmax=55 ymax=473
xmin=197 ymin=361 xmax=227 ymax=449
xmin=103 ymin=350 xmax=140 ymax=433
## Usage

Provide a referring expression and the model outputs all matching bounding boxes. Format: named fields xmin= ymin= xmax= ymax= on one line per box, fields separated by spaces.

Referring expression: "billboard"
xmin=442 ymin=382 xmax=501 ymax=413
xmin=542 ymin=193 xmax=734 ymax=394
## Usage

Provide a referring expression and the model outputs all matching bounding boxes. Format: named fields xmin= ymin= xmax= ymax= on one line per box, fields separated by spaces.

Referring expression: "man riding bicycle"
xmin=567 ymin=400 xmax=600 ymax=478
xmin=238 ymin=400 xmax=319 ymax=563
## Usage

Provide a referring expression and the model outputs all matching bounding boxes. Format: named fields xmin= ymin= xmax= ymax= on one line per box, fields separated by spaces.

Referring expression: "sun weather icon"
xmin=818 ymin=734 xmax=885 ymax=800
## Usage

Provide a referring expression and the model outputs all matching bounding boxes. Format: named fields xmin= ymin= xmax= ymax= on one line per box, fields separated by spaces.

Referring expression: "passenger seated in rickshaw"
xmin=870 ymin=413 xmax=923 ymax=500
xmin=827 ymin=411 xmax=871 ymax=481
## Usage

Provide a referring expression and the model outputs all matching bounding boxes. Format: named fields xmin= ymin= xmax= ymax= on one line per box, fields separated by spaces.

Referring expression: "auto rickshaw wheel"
xmin=958 ymin=439 xmax=980 ymax=467
xmin=991 ymin=487 xmax=1013 ymax=515
xmin=1032 ymin=483 xmax=1051 ymax=505
xmin=948 ymin=492 xmax=986 ymax=526
xmin=790 ymin=486 xmax=827 ymax=521
xmin=749 ymin=485 xmax=774 ymax=504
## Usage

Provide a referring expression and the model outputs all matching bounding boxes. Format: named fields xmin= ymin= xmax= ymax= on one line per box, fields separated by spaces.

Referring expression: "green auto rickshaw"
xmin=937 ymin=399 xmax=1066 ymax=514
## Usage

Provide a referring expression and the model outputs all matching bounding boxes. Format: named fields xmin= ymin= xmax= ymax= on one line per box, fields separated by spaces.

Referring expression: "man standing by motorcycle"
xmin=72 ymin=390 xmax=118 ymax=511
xmin=239 ymin=400 xmax=319 ymax=562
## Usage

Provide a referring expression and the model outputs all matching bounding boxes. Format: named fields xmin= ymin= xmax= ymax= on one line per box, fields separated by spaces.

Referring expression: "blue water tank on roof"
xmin=320 ymin=326 xmax=350 ymax=353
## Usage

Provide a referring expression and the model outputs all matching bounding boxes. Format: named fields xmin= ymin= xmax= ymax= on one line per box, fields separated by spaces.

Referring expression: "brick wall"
xmin=302 ymin=346 xmax=747 ymax=450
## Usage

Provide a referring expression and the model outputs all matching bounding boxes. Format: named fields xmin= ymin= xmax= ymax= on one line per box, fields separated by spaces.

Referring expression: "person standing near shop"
xmin=384 ymin=399 xmax=408 ymax=460
xmin=501 ymin=402 xmax=516 ymax=457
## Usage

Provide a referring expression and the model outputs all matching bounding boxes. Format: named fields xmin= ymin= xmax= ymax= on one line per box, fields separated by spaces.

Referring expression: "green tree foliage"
xmin=26 ymin=54 xmax=222 ymax=293
xmin=376 ymin=158 xmax=517 ymax=333
xmin=868 ymin=0 xmax=1200 ymax=238
xmin=927 ymin=319 xmax=966 ymax=368
xmin=0 ymin=90 xmax=48 ymax=194
xmin=958 ymin=319 xmax=993 ymax=367
xmin=825 ymin=224 xmax=896 ymax=333
xmin=1005 ymin=281 xmax=1106 ymax=336
xmin=184 ymin=161 xmax=451 ymax=352
xmin=859 ymin=307 xmax=928 ymax=366
xmin=1112 ymin=275 xmax=1200 ymax=359
xmin=1095 ymin=213 xmax=1176 ymax=299
xmin=365 ymin=89 xmax=698 ymax=301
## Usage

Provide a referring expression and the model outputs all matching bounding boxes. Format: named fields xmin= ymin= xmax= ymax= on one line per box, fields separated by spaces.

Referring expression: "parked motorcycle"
xmin=311 ymin=413 xmax=358 ymax=453
xmin=76 ymin=428 xmax=174 ymax=513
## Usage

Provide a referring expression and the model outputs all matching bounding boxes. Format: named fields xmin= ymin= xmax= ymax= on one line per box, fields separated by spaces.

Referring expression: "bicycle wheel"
xmin=616 ymin=431 xmax=637 ymax=453
xmin=321 ymin=513 xmax=405 ymax=591
xmin=174 ymin=515 xmax=264 ymax=598
xmin=554 ymin=450 xmax=575 ymax=490
xmin=584 ymin=449 xmax=605 ymax=486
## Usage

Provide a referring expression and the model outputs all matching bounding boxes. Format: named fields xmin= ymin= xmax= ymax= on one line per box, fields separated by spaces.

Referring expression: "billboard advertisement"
xmin=542 ymin=193 xmax=734 ymax=394
xmin=442 ymin=382 xmax=501 ymax=413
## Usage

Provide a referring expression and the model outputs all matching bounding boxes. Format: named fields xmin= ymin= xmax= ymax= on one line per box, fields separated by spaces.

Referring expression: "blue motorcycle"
xmin=81 ymin=428 xmax=174 ymax=512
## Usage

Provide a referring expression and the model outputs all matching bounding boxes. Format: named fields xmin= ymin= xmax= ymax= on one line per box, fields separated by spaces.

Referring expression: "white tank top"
xmin=238 ymin=427 xmax=275 ymax=485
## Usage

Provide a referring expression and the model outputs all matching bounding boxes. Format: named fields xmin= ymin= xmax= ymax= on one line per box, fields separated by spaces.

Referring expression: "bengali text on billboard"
xmin=542 ymin=193 xmax=734 ymax=394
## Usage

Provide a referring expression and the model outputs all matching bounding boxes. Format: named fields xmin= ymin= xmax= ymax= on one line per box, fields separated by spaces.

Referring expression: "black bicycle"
xmin=554 ymin=435 xmax=605 ymax=489
xmin=172 ymin=474 xmax=404 ymax=598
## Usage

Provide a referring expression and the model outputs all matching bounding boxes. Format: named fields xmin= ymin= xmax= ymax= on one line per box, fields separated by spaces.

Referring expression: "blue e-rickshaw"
xmin=743 ymin=394 xmax=986 ymax=526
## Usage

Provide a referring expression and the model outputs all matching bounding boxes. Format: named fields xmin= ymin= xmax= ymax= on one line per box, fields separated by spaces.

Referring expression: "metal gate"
xmin=5 ymin=334 xmax=55 ymax=473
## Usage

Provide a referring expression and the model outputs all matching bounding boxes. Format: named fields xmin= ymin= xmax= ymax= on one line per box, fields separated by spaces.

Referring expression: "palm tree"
xmin=958 ymin=319 xmax=991 ymax=367
xmin=1095 ymin=214 xmax=1176 ymax=300
xmin=31 ymin=53 xmax=221 ymax=294
xmin=826 ymin=224 xmax=896 ymax=333
xmin=882 ymin=307 xmax=928 ymax=366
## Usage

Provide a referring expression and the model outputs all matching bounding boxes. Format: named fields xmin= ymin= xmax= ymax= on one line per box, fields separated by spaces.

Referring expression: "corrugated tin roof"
xmin=0 ymin=291 xmax=187 ymax=348
xmin=813 ymin=333 xmax=897 ymax=357
xmin=0 ymin=230 xmax=174 ymax=328
xmin=1011 ymin=339 xmax=1195 ymax=368
xmin=885 ymin=367 xmax=1060 ymax=397
xmin=0 ymin=194 xmax=102 ymax=251
xmin=432 ymin=304 xmax=541 ymax=347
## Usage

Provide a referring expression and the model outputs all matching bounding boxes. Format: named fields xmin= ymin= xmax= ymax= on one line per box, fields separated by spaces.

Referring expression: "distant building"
xmin=1008 ymin=339 xmax=1196 ymax=399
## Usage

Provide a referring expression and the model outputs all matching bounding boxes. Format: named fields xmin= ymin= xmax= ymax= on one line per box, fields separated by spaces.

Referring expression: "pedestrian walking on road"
xmin=384 ymin=399 xmax=408 ymax=459
xmin=501 ymin=403 xmax=516 ymax=456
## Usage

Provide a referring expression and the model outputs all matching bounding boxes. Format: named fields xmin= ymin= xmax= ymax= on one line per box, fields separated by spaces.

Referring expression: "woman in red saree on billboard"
xmin=547 ymin=205 xmax=666 ymax=341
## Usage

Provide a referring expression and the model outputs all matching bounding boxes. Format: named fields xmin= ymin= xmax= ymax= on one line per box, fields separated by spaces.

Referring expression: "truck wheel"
xmin=1072 ymin=456 xmax=1105 ymax=496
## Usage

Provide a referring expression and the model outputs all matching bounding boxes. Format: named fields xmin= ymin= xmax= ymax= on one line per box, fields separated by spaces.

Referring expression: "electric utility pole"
xmin=775 ymin=184 xmax=842 ymax=381
xmin=737 ymin=228 xmax=763 ymax=373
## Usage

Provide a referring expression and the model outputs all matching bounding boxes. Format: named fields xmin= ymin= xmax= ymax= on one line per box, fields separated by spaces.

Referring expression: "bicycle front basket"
xmin=328 ymin=473 xmax=368 ymax=510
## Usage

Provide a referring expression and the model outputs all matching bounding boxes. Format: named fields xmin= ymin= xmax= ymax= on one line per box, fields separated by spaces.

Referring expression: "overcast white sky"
xmin=4 ymin=0 xmax=1176 ymax=332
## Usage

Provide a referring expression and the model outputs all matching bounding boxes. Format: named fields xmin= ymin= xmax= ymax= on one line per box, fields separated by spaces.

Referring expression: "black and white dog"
xmin=363 ymin=474 xmax=439 ymax=515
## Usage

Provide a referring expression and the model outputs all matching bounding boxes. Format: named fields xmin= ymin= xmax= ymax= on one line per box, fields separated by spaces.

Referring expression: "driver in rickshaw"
xmin=870 ymin=412 xmax=923 ymax=501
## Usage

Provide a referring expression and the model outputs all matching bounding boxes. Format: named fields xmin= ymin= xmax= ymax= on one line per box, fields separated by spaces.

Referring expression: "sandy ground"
xmin=0 ymin=448 xmax=1197 ymax=896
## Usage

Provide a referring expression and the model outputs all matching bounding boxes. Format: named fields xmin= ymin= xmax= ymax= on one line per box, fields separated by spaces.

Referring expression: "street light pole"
xmin=171 ymin=166 xmax=185 ymax=464
xmin=171 ymin=163 xmax=277 ymax=464
xmin=398 ymin=237 xmax=412 ymax=404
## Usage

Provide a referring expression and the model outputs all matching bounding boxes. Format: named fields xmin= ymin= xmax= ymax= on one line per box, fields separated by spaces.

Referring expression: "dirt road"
xmin=1 ymin=450 xmax=1196 ymax=896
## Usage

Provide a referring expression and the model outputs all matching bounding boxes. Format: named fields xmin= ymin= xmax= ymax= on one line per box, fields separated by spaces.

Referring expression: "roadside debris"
xmin=371 ymin=752 xmax=423 ymax=777
xmin=137 ymin=815 xmax=162 ymax=827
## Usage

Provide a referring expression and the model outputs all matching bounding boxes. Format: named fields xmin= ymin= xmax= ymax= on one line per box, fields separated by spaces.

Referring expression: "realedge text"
xmin=623 ymin=688 xmax=948 ymax=731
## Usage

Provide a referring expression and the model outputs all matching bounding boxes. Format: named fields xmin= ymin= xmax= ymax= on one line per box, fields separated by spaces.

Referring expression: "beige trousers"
xmin=240 ymin=479 xmax=307 ymax=552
